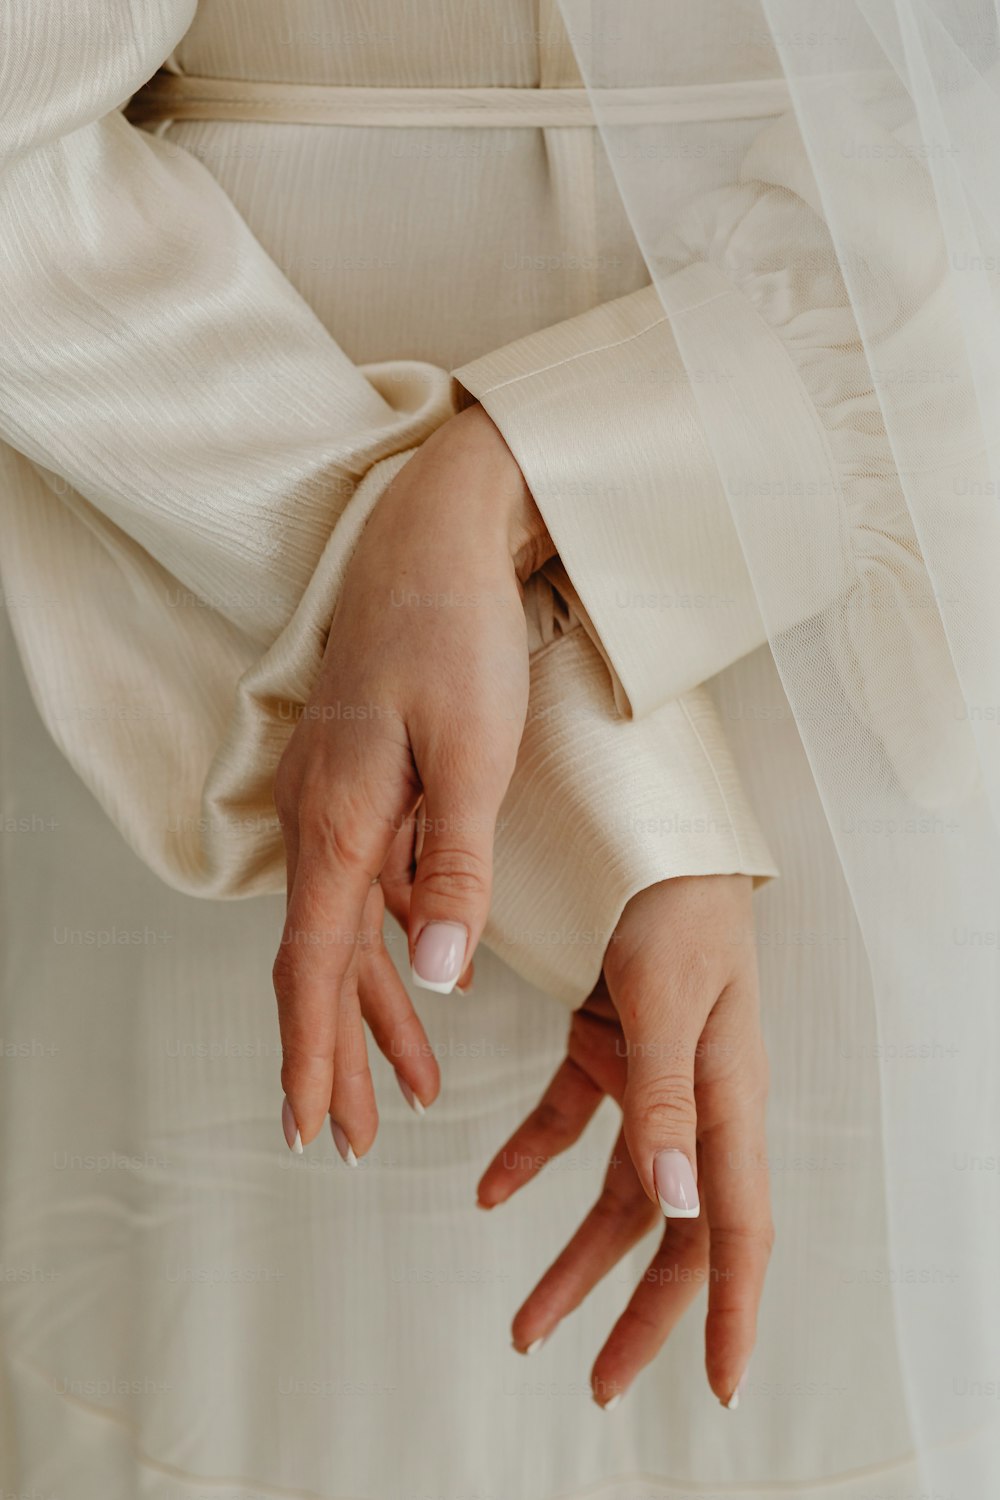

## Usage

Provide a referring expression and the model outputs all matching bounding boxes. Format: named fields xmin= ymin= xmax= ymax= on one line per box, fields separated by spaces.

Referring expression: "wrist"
xmin=446 ymin=404 xmax=555 ymax=581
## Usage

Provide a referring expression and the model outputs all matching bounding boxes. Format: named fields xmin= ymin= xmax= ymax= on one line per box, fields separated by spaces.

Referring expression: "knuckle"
xmin=279 ymin=1044 xmax=332 ymax=1095
xmin=713 ymin=1219 xmax=775 ymax=1259
xmin=356 ymin=921 xmax=386 ymax=963
xmin=272 ymin=941 xmax=344 ymax=1011
xmin=529 ymin=1099 xmax=575 ymax=1145
xmin=299 ymin=801 xmax=372 ymax=875
xmin=271 ymin=945 xmax=299 ymax=998
xmin=617 ymin=1299 xmax=662 ymax=1339
xmin=416 ymin=846 xmax=491 ymax=903
xmin=631 ymin=1074 xmax=698 ymax=1134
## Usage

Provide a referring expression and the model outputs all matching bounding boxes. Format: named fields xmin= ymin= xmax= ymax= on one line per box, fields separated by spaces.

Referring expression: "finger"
xmin=328 ymin=958 xmax=379 ymax=1163
xmin=277 ymin=795 xmax=300 ymax=899
xmin=698 ymin=983 xmax=773 ymax=1410
xmin=407 ymin=727 xmax=512 ymax=996
xmin=274 ymin=783 xmax=403 ymax=1146
xmin=591 ymin=1212 xmax=710 ymax=1410
xmin=510 ymin=1130 xmax=659 ymax=1354
xmin=357 ymin=887 xmax=440 ymax=1114
xmin=379 ymin=812 xmax=417 ymax=935
xmin=476 ymin=1057 xmax=604 ymax=1210
xmin=276 ymin=799 xmax=303 ymax=1152
xmin=376 ymin=818 xmax=478 ymax=994
xmin=566 ymin=988 xmax=630 ymax=1106
xmin=456 ymin=960 xmax=475 ymax=994
xmin=614 ymin=966 xmax=705 ymax=1223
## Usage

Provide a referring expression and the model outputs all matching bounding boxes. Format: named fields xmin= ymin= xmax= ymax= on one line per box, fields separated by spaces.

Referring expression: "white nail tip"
xmin=292 ymin=1132 xmax=303 ymax=1156
xmin=398 ymin=1078 xmax=426 ymax=1117
xmin=656 ymin=1194 xmax=701 ymax=1219
xmin=525 ymin=1338 xmax=545 ymax=1356
xmin=727 ymin=1365 xmax=749 ymax=1410
xmin=330 ymin=1121 xmax=358 ymax=1167
xmin=410 ymin=967 xmax=459 ymax=996
xmin=602 ymin=1394 xmax=623 ymax=1412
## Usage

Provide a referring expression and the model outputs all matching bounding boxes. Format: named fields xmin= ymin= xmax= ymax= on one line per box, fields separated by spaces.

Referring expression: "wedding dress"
xmin=1 ymin=1 xmax=992 ymax=1495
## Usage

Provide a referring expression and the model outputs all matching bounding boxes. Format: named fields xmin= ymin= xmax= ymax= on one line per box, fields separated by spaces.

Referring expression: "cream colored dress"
xmin=0 ymin=2 xmax=927 ymax=1496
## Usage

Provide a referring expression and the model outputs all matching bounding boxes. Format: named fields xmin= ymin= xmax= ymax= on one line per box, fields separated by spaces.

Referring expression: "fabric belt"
xmin=125 ymin=72 xmax=790 ymax=130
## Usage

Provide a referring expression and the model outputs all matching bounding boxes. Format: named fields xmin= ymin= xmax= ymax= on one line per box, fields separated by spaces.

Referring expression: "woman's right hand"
xmin=477 ymin=875 xmax=773 ymax=1410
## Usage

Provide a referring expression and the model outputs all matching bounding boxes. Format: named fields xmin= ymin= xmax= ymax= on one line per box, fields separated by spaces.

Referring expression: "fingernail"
xmin=598 ymin=1393 xmax=622 ymax=1412
xmin=727 ymin=1365 xmax=750 ymax=1411
xmin=512 ymin=1336 xmax=545 ymax=1356
xmin=396 ymin=1075 xmax=426 ymax=1117
xmin=411 ymin=922 xmax=467 ymax=994
xmin=282 ymin=1096 xmax=303 ymax=1154
xmin=330 ymin=1120 xmax=358 ymax=1167
xmin=653 ymin=1150 xmax=699 ymax=1218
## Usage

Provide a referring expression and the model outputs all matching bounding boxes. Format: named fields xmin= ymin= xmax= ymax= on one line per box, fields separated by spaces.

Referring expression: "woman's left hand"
xmin=477 ymin=876 xmax=773 ymax=1411
xmin=272 ymin=405 xmax=552 ymax=1148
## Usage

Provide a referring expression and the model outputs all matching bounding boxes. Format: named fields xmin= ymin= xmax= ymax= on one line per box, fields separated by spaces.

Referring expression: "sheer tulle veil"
xmin=561 ymin=1 xmax=1000 ymax=1491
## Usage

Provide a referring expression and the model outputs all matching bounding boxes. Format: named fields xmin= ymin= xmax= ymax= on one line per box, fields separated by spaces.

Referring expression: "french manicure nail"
xmin=330 ymin=1120 xmax=358 ymax=1167
xmin=727 ymin=1365 xmax=749 ymax=1411
xmin=600 ymin=1393 xmax=622 ymax=1412
xmin=411 ymin=922 xmax=467 ymax=994
xmin=653 ymin=1149 xmax=700 ymax=1218
xmin=525 ymin=1337 xmax=545 ymax=1356
xmin=282 ymin=1096 xmax=303 ymax=1154
xmin=397 ymin=1075 xmax=426 ymax=1117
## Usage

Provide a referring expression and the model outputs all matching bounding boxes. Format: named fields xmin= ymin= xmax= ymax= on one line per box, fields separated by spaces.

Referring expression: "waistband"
xmin=125 ymin=71 xmax=790 ymax=130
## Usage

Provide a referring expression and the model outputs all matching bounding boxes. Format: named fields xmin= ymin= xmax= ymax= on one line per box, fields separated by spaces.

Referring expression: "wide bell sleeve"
xmin=453 ymin=283 xmax=769 ymax=723
xmin=453 ymin=110 xmax=967 ymax=814
xmin=487 ymin=589 xmax=776 ymax=1005
xmin=0 ymin=0 xmax=776 ymax=1011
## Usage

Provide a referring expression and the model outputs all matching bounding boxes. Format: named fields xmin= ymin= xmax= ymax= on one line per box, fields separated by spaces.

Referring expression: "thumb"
xmin=407 ymin=752 xmax=506 ymax=996
xmin=618 ymin=991 xmax=702 ymax=1222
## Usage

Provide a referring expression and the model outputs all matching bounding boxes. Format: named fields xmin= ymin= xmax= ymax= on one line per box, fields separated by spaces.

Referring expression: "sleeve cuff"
xmin=453 ymin=285 xmax=767 ymax=721
xmin=486 ymin=625 xmax=777 ymax=1008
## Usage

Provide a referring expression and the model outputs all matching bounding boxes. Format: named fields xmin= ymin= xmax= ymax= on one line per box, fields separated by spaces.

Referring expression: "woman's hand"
xmin=477 ymin=875 xmax=772 ymax=1410
xmin=273 ymin=405 xmax=553 ymax=1147
xmin=298 ymin=811 xmax=476 ymax=1164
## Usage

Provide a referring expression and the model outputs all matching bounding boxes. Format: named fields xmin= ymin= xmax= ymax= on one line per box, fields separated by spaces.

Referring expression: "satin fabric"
xmin=0 ymin=0 xmax=774 ymax=1001
xmin=0 ymin=1 xmax=929 ymax=1495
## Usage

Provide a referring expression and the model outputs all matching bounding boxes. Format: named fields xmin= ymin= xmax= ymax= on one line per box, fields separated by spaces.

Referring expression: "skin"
xmin=272 ymin=405 xmax=773 ymax=1404
xmin=478 ymin=875 xmax=773 ymax=1409
xmin=273 ymin=404 xmax=551 ymax=1146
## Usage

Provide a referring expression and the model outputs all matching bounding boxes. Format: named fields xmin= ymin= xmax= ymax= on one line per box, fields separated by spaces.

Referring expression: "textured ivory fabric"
xmin=0 ymin=2 xmax=929 ymax=1497
xmin=456 ymin=123 xmax=968 ymax=811
xmin=0 ymin=0 xmax=776 ymax=1006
